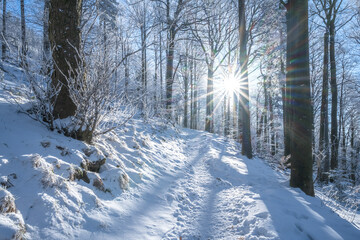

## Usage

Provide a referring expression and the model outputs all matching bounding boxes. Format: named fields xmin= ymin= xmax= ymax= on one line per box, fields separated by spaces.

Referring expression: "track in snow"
xmin=109 ymin=130 xmax=360 ymax=240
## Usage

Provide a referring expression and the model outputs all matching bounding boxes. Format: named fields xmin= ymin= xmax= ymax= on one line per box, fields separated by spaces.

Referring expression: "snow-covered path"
xmin=103 ymin=131 xmax=360 ymax=240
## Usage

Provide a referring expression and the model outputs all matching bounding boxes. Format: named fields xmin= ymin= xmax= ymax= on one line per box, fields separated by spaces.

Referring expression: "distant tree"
xmin=151 ymin=0 xmax=189 ymax=118
xmin=282 ymin=0 xmax=314 ymax=196
xmin=191 ymin=0 xmax=235 ymax=133
xmin=49 ymin=0 xmax=82 ymax=119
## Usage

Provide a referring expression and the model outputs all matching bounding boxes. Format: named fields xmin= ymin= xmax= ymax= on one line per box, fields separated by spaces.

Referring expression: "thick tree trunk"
xmin=285 ymin=0 xmax=314 ymax=196
xmin=329 ymin=20 xmax=338 ymax=170
xmin=2 ymin=0 xmax=7 ymax=61
xmin=238 ymin=0 xmax=252 ymax=159
xmin=49 ymin=0 xmax=82 ymax=119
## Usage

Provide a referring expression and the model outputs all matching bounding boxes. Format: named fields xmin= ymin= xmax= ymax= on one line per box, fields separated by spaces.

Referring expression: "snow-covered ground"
xmin=1 ymin=66 xmax=360 ymax=239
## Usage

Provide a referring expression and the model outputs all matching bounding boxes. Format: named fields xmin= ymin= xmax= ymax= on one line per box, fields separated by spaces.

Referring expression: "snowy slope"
xmin=1 ymin=68 xmax=360 ymax=239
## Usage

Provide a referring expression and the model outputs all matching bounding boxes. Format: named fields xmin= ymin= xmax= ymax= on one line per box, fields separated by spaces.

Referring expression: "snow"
xmin=1 ymin=65 xmax=360 ymax=239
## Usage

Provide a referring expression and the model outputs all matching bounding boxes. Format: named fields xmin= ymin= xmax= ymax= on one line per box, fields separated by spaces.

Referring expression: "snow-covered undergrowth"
xmin=1 ymin=65 xmax=360 ymax=239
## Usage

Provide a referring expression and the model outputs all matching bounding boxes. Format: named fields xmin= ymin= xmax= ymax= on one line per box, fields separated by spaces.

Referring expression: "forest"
xmin=0 ymin=0 xmax=360 ymax=239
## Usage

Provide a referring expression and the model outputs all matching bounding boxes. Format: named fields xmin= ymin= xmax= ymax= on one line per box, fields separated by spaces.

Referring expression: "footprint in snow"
xmin=255 ymin=211 xmax=269 ymax=219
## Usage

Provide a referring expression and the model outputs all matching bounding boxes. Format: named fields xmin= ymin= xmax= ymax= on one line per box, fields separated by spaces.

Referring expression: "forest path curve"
xmin=102 ymin=130 xmax=359 ymax=240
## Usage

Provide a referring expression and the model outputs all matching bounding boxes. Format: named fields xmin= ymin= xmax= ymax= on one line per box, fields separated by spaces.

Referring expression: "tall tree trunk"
xmin=122 ymin=37 xmax=130 ymax=95
xmin=183 ymin=52 xmax=189 ymax=128
xmin=319 ymin=31 xmax=330 ymax=182
xmin=42 ymin=0 xmax=50 ymax=75
xmin=190 ymin=56 xmax=194 ymax=129
xmin=165 ymin=26 xmax=175 ymax=117
xmin=263 ymin=77 xmax=268 ymax=148
xmin=339 ymin=62 xmax=346 ymax=174
xmin=49 ymin=0 xmax=82 ymax=119
xmin=268 ymin=77 xmax=275 ymax=156
xmin=282 ymin=27 xmax=291 ymax=157
xmin=256 ymin=91 xmax=261 ymax=151
xmin=280 ymin=28 xmax=290 ymax=156
xmin=285 ymin=0 xmax=314 ymax=196
xmin=154 ymin=35 xmax=158 ymax=114
xmin=193 ymin=59 xmax=198 ymax=130
xmin=349 ymin=117 xmax=356 ymax=183
xmin=159 ymin=26 xmax=163 ymax=107
xmin=2 ymin=0 xmax=7 ymax=61
xmin=141 ymin=20 xmax=147 ymax=110
xmin=238 ymin=0 xmax=252 ymax=159
xmin=20 ymin=0 xmax=27 ymax=68
xmin=205 ymin=58 xmax=214 ymax=133
xmin=329 ymin=20 xmax=338 ymax=170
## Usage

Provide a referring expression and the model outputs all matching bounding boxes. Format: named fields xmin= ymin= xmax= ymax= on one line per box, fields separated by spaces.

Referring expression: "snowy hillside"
xmin=1 ymin=69 xmax=360 ymax=239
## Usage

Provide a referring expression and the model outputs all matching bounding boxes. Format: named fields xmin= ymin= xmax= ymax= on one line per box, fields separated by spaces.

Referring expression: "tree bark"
xmin=280 ymin=25 xmax=290 ymax=156
xmin=350 ymin=117 xmax=356 ymax=183
xmin=2 ymin=0 xmax=7 ymax=61
xmin=49 ymin=0 xmax=82 ymax=119
xmin=193 ymin=59 xmax=198 ymax=130
xmin=159 ymin=26 xmax=163 ymax=107
xmin=319 ymin=31 xmax=330 ymax=182
xmin=268 ymin=76 xmax=275 ymax=156
xmin=205 ymin=58 xmax=214 ymax=133
xmin=238 ymin=0 xmax=252 ymax=159
xmin=42 ymin=0 xmax=50 ymax=74
xmin=329 ymin=20 xmax=338 ymax=170
xmin=183 ymin=52 xmax=189 ymax=128
xmin=20 ymin=0 xmax=27 ymax=68
xmin=190 ymin=56 xmax=194 ymax=129
xmin=285 ymin=0 xmax=314 ymax=196
xmin=165 ymin=26 xmax=175 ymax=117
xmin=141 ymin=16 xmax=147 ymax=110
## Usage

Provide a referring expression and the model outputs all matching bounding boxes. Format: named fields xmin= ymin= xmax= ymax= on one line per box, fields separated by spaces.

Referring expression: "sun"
xmin=223 ymin=74 xmax=239 ymax=96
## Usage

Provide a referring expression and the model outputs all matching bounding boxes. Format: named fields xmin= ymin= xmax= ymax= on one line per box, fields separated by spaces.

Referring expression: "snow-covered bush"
xmin=24 ymin=47 xmax=136 ymax=143
xmin=119 ymin=172 xmax=129 ymax=190
xmin=0 ymin=188 xmax=16 ymax=214
xmin=32 ymin=154 xmax=63 ymax=188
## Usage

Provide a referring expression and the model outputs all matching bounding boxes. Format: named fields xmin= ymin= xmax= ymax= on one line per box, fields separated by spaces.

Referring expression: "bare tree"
xmin=191 ymin=0 xmax=235 ymax=133
xmin=151 ymin=0 xmax=191 ymax=118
